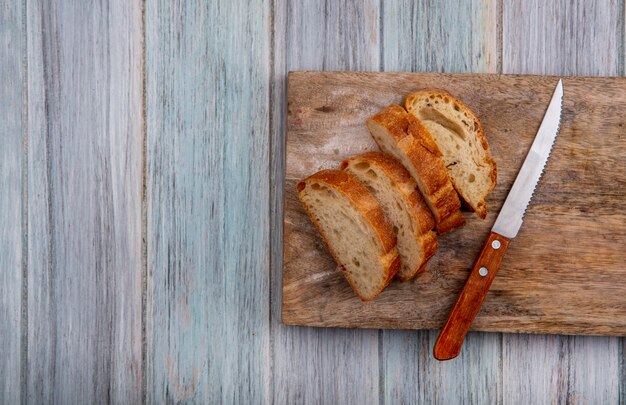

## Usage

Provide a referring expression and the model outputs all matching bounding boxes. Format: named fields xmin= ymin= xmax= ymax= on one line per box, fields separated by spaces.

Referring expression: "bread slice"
xmin=366 ymin=104 xmax=464 ymax=233
xmin=297 ymin=169 xmax=400 ymax=300
xmin=341 ymin=152 xmax=438 ymax=281
xmin=405 ymin=91 xmax=497 ymax=218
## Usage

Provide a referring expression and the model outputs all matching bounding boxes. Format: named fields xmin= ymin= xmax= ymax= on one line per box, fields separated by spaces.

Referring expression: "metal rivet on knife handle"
xmin=491 ymin=240 xmax=501 ymax=249
xmin=433 ymin=232 xmax=511 ymax=361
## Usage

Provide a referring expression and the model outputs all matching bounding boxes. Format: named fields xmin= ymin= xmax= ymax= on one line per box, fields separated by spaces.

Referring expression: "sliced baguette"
xmin=297 ymin=169 xmax=400 ymax=301
xmin=405 ymin=91 xmax=497 ymax=218
xmin=341 ymin=152 xmax=438 ymax=281
xmin=366 ymin=104 xmax=464 ymax=233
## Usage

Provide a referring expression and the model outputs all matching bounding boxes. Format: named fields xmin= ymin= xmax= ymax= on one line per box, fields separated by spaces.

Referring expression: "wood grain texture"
xmin=502 ymin=1 xmax=623 ymax=403
xmin=379 ymin=3 xmax=501 ymax=402
xmin=383 ymin=331 xmax=502 ymax=404
xmin=382 ymin=0 xmax=497 ymax=72
xmin=503 ymin=335 xmax=620 ymax=404
xmin=502 ymin=0 xmax=623 ymax=76
xmin=0 ymin=0 xmax=23 ymax=402
xmin=145 ymin=0 xmax=271 ymax=402
xmin=3 ymin=1 xmax=621 ymax=403
xmin=271 ymin=1 xmax=381 ymax=403
xmin=26 ymin=1 xmax=144 ymax=403
xmin=284 ymin=72 xmax=626 ymax=334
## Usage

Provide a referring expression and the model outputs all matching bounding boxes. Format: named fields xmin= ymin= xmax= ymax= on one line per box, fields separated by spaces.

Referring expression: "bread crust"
xmin=367 ymin=104 xmax=464 ymax=233
xmin=405 ymin=91 xmax=497 ymax=218
xmin=296 ymin=169 xmax=400 ymax=300
xmin=341 ymin=152 xmax=439 ymax=281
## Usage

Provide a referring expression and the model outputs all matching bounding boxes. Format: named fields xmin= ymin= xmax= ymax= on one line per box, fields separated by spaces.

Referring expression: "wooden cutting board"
xmin=282 ymin=71 xmax=626 ymax=336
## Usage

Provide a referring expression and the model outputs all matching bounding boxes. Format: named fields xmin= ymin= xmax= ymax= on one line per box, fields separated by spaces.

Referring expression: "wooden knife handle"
xmin=434 ymin=231 xmax=510 ymax=361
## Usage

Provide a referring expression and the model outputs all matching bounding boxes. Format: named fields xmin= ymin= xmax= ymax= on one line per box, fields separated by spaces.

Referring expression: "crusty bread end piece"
xmin=297 ymin=169 xmax=400 ymax=301
xmin=341 ymin=152 xmax=438 ymax=281
xmin=366 ymin=104 xmax=464 ymax=233
xmin=405 ymin=91 xmax=497 ymax=218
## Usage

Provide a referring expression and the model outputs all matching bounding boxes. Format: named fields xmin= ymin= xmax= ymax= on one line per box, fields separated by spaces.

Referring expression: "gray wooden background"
xmin=1 ymin=0 xmax=624 ymax=403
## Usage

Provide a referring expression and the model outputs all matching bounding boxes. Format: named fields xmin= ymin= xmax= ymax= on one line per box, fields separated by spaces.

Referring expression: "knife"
xmin=433 ymin=79 xmax=564 ymax=361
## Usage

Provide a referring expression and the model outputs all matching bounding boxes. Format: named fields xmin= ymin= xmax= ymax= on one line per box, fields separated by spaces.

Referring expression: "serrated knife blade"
xmin=492 ymin=79 xmax=563 ymax=238
xmin=434 ymin=79 xmax=564 ymax=361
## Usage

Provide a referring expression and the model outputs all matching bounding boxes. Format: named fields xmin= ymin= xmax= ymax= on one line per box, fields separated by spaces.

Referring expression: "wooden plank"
xmin=26 ymin=1 xmax=144 ymax=403
xmin=271 ymin=1 xmax=382 ymax=403
xmin=0 ymin=0 xmax=24 ymax=402
xmin=284 ymin=72 xmax=626 ymax=334
xmin=379 ymin=3 xmax=500 ymax=402
xmin=145 ymin=0 xmax=271 ymax=402
xmin=501 ymin=1 xmax=623 ymax=403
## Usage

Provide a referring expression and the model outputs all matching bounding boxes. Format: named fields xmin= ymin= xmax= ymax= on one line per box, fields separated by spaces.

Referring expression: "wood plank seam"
xmin=269 ymin=1 xmax=277 ymax=404
xmin=140 ymin=0 xmax=148 ymax=403
xmin=43 ymin=2 xmax=60 ymax=400
xmin=20 ymin=0 xmax=28 ymax=400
